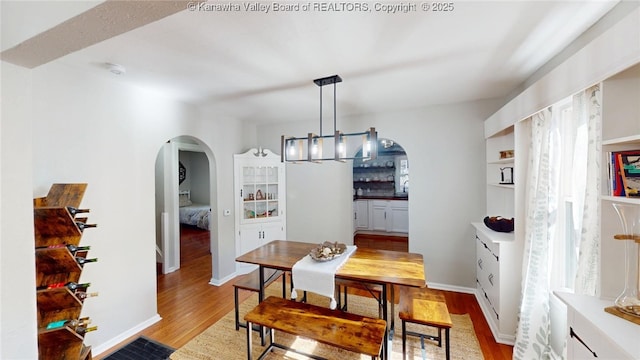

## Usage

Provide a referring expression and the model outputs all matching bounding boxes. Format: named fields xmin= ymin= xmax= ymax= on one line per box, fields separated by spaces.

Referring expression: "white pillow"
xmin=179 ymin=194 xmax=192 ymax=207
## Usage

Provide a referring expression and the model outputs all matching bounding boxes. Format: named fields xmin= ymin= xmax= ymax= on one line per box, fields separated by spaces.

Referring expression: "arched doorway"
xmin=154 ymin=136 xmax=218 ymax=278
xmin=352 ymin=138 xmax=409 ymax=251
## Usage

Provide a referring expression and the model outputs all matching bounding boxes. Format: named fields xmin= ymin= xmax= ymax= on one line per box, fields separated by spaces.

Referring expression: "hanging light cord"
xmin=333 ymin=81 xmax=337 ymax=134
xmin=318 ymin=79 xmax=338 ymax=137
xmin=319 ymin=84 xmax=323 ymax=137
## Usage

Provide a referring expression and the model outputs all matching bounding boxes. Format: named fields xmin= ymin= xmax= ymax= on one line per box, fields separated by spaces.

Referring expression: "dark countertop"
xmin=353 ymin=195 xmax=409 ymax=201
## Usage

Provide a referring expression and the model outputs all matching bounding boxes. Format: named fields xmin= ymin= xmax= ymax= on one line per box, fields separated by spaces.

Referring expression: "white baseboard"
xmin=426 ymin=282 xmax=476 ymax=294
xmin=473 ymin=290 xmax=516 ymax=346
xmin=209 ymin=272 xmax=236 ymax=286
xmin=90 ymin=314 xmax=162 ymax=356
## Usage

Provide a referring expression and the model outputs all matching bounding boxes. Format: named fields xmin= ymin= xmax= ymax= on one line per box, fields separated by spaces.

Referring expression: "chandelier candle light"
xmin=608 ymin=203 xmax=640 ymax=323
xmin=281 ymin=75 xmax=377 ymax=163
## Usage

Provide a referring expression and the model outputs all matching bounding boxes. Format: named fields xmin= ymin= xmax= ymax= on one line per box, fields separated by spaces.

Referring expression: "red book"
xmin=618 ymin=151 xmax=640 ymax=197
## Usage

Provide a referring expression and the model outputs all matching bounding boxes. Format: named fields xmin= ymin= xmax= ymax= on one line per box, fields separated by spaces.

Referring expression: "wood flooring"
xmin=95 ymin=226 xmax=513 ymax=359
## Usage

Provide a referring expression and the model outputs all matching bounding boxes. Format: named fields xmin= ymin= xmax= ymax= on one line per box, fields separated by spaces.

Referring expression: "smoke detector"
xmin=106 ymin=63 xmax=126 ymax=75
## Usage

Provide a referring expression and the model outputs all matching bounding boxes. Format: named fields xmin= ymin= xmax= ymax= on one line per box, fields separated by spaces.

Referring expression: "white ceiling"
xmin=1 ymin=1 xmax=621 ymax=125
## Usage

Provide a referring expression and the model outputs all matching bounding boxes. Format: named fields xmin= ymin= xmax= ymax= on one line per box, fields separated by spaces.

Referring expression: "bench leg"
xmin=401 ymin=320 xmax=407 ymax=360
xmin=246 ymin=320 xmax=253 ymax=360
xmin=234 ymin=287 xmax=240 ymax=331
xmin=445 ymin=328 xmax=450 ymax=360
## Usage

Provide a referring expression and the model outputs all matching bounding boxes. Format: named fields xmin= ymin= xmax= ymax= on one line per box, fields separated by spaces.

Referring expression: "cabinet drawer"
xmin=568 ymin=309 xmax=630 ymax=359
xmin=477 ymin=280 xmax=500 ymax=323
xmin=476 ymin=233 xmax=500 ymax=314
xmin=476 ymin=231 xmax=500 ymax=259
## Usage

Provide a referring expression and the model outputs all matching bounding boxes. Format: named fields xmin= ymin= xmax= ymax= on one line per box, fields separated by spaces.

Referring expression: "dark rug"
xmin=104 ymin=336 xmax=175 ymax=360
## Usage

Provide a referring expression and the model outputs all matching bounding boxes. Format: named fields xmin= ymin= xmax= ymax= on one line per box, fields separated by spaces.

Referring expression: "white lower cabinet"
xmin=370 ymin=200 xmax=408 ymax=233
xmin=473 ymin=223 xmax=521 ymax=345
xmin=389 ymin=201 xmax=408 ymax=232
xmin=238 ymin=221 xmax=285 ymax=273
xmin=371 ymin=201 xmax=387 ymax=231
xmin=476 ymin=232 xmax=500 ymax=322
xmin=556 ymin=292 xmax=639 ymax=359
xmin=239 ymin=222 xmax=284 ymax=255
xmin=353 ymin=200 xmax=369 ymax=230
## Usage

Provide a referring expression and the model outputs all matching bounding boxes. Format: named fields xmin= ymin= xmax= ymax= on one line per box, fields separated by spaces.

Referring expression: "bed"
xmin=179 ymin=191 xmax=211 ymax=230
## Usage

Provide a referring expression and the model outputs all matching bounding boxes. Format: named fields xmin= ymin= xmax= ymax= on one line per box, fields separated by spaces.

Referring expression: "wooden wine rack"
xmin=34 ymin=184 xmax=94 ymax=360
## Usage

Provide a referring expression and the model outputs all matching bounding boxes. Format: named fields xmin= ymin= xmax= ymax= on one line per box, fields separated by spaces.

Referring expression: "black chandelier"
xmin=281 ymin=75 xmax=377 ymax=163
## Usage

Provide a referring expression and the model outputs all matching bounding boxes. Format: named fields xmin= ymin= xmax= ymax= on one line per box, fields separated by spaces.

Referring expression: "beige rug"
xmin=171 ymin=282 xmax=484 ymax=360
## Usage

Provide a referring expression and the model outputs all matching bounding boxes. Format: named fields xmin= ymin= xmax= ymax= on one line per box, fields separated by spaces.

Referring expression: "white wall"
xmin=0 ymin=59 xmax=246 ymax=358
xmin=485 ymin=6 xmax=640 ymax=136
xmin=187 ymin=152 xmax=211 ymax=204
xmin=257 ymin=99 xmax=502 ymax=288
xmin=29 ymin=61 xmax=195 ymax=353
xmin=1 ymin=62 xmax=38 ymax=360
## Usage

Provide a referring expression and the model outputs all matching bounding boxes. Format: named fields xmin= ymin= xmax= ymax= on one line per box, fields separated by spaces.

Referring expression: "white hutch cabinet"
xmin=234 ymin=148 xmax=286 ymax=273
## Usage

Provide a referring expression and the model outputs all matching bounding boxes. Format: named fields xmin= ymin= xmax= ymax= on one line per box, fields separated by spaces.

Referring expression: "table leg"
xmin=389 ymin=284 xmax=395 ymax=339
xmin=381 ymin=283 xmax=389 ymax=360
xmin=445 ymin=328 xmax=450 ymax=360
xmin=258 ymin=266 xmax=265 ymax=302
xmin=258 ymin=266 xmax=266 ymax=346
xmin=246 ymin=320 xmax=253 ymax=360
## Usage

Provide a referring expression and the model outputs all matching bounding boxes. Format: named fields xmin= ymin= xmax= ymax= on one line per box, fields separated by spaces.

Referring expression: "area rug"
xmin=171 ymin=282 xmax=483 ymax=360
xmin=104 ymin=335 xmax=175 ymax=360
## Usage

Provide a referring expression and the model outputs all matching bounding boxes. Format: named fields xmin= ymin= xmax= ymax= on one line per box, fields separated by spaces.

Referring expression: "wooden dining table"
xmin=235 ymin=240 xmax=426 ymax=359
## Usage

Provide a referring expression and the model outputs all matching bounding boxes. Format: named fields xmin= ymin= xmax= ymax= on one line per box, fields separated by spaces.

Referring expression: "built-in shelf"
xmin=602 ymin=134 xmax=640 ymax=146
xmin=488 ymin=158 xmax=515 ymax=165
xmin=601 ymin=195 xmax=640 ymax=204
xmin=488 ymin=183 xmax=515 ymax=189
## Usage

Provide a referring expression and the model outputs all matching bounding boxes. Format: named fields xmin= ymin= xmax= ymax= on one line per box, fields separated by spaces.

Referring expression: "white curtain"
xmin=573 ymin=84 xmax=602 ymax=296
xmin=514 ymin=85 xmax=602 ymax=359
xmin=514 ymin=107 xmax=555 ymax=360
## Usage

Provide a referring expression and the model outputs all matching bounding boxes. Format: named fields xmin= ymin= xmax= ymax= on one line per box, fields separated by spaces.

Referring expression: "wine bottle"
xmin=46 ymin=319 xmax=70 ymax=330
xmin=75 ymin=291 xmax=98 ymax=300
xmin=66 ymin=207 xmax=90 ymax=217
xmin=75 ymin=257 xmax=98 ymax=266
xmin=75 ymin=222 xmax=97 ymax=232
xmin=45 ymin=317 xmax=91 ymax=330
xmin=75 ymin=325 xmax=98 ymax=336
xmin=37 ymin=281 xmax=91 ymax=291
xmin=67 ymin=244 xmax=91 ymax=254
xmin=36 ymin=244 xmax=91 ymax=255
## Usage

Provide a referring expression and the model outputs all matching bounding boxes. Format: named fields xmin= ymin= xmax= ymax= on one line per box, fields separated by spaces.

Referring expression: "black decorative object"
xmin=484 ymin=216 xmax=514 ymax=233
xmin=178 ymin=162 xmax=186 ymax=184
xmin=500 ymin=167 xmax=514 ymax=184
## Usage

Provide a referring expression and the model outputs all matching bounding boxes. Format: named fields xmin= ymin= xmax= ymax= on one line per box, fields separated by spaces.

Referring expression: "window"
xmin=548 ymin=97 xmax=593 ymax=357
xmin=398 ymin=158 xmax=409 ymax=193
xmin=549 ymin=100 xmax=585 ymax=292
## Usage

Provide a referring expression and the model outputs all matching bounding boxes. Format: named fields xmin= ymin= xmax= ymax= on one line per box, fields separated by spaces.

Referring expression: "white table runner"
xmin=291 ymin=245 xmax=357 ymax=309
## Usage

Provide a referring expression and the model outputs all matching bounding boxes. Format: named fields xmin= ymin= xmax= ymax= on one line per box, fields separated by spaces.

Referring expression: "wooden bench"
xmin=244 ymin=296 xmax=387 ymax=360
xmin=335 ymin=279 xmax=384 ymax=318
xmin=233 ymin=268 xmax=287 ymax=332
xmin=398 ymin=286 xmax=452 ymax=360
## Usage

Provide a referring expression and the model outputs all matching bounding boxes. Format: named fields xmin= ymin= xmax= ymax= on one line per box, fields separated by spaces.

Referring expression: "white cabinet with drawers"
xmin=473 ymin=223 xmax=521 ymax=345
